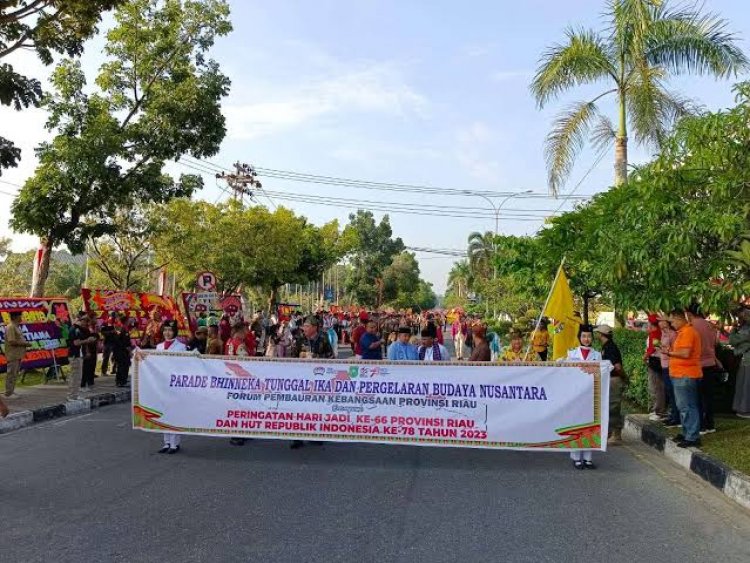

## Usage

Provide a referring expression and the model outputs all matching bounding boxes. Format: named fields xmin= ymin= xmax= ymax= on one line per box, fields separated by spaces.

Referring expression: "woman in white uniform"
xmin=156 ymin=320 xmax=187 ymax=454
xmin=565 ymin=324 xmax=602 ymax=469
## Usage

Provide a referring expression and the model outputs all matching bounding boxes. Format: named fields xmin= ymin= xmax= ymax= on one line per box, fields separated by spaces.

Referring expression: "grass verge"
xmin=664 ymin=415 xmax=750 ymax=475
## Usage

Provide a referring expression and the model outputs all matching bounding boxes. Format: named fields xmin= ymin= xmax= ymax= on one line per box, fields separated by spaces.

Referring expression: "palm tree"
xmin=531 ymin=0 xmax=747 ymax=195
xmin=467 ymin=231 xmax=496 ymax=280
xmin=447 ymin=260 xmax=474 ymax=299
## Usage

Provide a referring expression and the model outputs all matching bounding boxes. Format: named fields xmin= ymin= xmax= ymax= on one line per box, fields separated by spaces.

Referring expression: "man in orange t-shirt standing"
xmin=663 ymin=309 xmax=702 ymax=448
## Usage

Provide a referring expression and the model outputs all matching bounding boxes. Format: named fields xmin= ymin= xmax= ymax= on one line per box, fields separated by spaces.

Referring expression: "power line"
xmin=0 ymin=179 xmax=22 ymax=188
xmin=259 ymin=188 xmax=561 ymax=217
xmin=180 ymin=156 xmax=592 ymax=201
xmin=173 ymin=159 xmax=564 ymax=221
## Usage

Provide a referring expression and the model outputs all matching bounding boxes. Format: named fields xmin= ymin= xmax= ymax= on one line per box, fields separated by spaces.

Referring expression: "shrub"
xmin=613 ymin=328 xmax=650 ymax=412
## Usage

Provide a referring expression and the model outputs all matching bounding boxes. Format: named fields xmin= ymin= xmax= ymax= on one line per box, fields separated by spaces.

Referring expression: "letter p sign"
xmin=196 ymin=271 xmax=217 ymax=291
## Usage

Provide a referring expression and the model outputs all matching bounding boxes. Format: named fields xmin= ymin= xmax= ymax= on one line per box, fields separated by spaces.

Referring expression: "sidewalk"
xmin=0 ymin=375 xmax=131 ymax=434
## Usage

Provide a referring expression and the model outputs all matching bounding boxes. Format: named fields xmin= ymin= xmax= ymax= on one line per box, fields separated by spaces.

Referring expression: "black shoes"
xmin=167 ymin=446 xmax=180 ymax=454
xmin=573 ymin=460 xmax=584 ymax=470
xmin=677 ymin=440 xmax=701 ymax=448
xmin=229 ymin=438 xmax=246 ymax=446
xmin=583 ymin=460 xmax=596 ymax=470
xmin=158 ymin=446 xmax=170 ymax=454
xmin=290 ymin=440 xmax=304 ymax=449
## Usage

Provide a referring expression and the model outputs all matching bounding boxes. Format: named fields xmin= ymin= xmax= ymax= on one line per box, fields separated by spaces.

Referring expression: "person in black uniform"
xmin=112 ymin=315 xmax=133 ymax=387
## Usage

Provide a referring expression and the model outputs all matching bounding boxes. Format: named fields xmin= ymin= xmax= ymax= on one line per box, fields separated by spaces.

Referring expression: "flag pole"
xmin=526 ymin=257 xmax=566 ymax=358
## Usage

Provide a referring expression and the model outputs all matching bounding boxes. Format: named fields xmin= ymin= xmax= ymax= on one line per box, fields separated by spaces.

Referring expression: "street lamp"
xmin=464 ymin=189 xmax=534 ymax=321
xmin=466 ymin=189 xmax=535 ymax=235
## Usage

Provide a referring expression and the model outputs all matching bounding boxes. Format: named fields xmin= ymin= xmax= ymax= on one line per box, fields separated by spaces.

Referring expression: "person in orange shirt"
xmin=663 ymin=309 xmax=702 ymax=448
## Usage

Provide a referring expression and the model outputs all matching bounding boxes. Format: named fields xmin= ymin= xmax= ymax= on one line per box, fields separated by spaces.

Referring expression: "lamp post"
xmin=464 ymin=189 xmax=534 ymax=320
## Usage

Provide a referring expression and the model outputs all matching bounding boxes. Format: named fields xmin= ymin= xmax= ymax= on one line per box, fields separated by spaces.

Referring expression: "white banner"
xmin=133 ymin=353 xmax=610 ymax=451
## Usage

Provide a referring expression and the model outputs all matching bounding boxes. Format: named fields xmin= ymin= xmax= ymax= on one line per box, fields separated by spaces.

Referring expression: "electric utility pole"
xmin=216 ymin=162 xmax=262 ymax=205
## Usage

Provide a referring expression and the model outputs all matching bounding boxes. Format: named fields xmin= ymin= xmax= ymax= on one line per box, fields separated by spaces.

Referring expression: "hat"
xmin=161 ymin=320 xmax=179 ymax=332
xmin=594 ymin=324 xmax=613 ymax=336
xmin=397 ymin=326 xmax=411 ymax=335
xmin=420 ymin=328 xmax=433 ymax=338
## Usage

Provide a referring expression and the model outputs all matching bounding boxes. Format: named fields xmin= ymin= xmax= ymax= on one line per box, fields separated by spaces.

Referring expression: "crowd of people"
xmin=3 ymin=302 xmax=749 ymax=473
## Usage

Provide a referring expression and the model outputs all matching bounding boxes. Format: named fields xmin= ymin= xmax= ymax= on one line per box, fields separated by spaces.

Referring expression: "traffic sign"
xmin=196 ymin=271 xmax=217 ymax=291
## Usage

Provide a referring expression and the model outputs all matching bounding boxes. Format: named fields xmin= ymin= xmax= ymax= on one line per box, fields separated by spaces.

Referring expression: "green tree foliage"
xmin=151 ymin=199 xmax=344 ymax=311
xmin=531 ymin=0 xmax=747 ymax=194
xmin=0 ymin=0 xmax=124 ymax=174
xmin=10 ymin=0 xmax=232 ymax=296
xmin=86 ymin=206 xmax=160 ymax=291
xmin=589 ymin=83 xmax=750 ymax=313
xmin=343 ymin=210 xmax=404 ymax=307
xmin=444 ymin=260 xmax=473 ymax=309
xmin=381 ymin=251 xmax=436 ymax=310
xmin=474 ymin=82 xmax=750 ymax=319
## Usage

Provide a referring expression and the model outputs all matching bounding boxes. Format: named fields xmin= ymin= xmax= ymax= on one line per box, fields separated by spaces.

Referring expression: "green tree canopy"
xmin=0 ymin=0 xmax=124 ymax=174
xmin=10 ymin=0 xmax=232 ymax=296
xmin=152 ymin=199 xmax=344 ymax=311
xmin=343 ymin=210 xmax=404 ymax=307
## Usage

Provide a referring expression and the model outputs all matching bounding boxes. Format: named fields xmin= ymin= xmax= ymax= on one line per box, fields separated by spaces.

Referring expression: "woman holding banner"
xmin=565 ymin=325 xmax=602 ymax=469
xmin=156 ymin=320 xmax=186 ymax=454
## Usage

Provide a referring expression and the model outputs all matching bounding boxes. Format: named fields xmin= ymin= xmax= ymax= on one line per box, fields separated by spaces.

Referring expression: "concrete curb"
xmin=0 ymin=389 xmax=131 ymax=434
xmin=625 ymin=414 xmax=750 ymax=511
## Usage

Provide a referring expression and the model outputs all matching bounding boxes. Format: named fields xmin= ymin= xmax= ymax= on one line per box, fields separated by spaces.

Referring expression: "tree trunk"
xmin=614 ymin=94 xmax=628 ymax=186
xmin=268 ymin=286 xmax=279 ymax=314
xmin=30 ymin=237 xmax=53 ymax=297
xmin=614 ymin=136 xmax=628 ymax=186
xmin=582 ymin=293 xmax=590 ymax=326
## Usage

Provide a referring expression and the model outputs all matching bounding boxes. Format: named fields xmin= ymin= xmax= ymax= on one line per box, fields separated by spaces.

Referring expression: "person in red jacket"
xmin=351 ymin=317 xmax=367 ymax=359
xmin=244 ymin=322 xmax=257 ymax=356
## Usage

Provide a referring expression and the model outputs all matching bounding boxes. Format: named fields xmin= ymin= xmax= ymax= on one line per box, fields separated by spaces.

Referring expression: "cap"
xmin=397 ymin=326 xmax=411 ymax=335
xmin=594 ymin=324 xmax=613 ymax=336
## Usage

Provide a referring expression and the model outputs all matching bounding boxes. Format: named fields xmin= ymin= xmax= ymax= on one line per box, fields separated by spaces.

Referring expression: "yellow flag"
xmin=543 ymin=266 xmax=580 ymax=360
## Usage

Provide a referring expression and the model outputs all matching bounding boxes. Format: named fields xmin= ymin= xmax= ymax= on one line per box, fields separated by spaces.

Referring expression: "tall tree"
xmin=152 ymin=199 xmax=343 ymax=311
xmin=531 ymin=0 xmax=747 ymax=195
xmin=86 ymin=206 xmax=162 ymax=291
xmin=0 ymin=0 xmax=124 ymax=174
xmin=10 ymin=0 xmax=232 ymax=296
xmin=343 ymin=210 xmax=404 ymax=307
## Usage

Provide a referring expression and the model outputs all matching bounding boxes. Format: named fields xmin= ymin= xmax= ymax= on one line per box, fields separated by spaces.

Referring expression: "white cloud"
xmin=225 ymin=63 xmax=430 ymax=140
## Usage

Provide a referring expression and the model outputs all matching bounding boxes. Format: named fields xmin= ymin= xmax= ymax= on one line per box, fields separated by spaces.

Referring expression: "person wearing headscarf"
xmin=563 ymin=324 xmax=601 ymax=469
xmin=156 ymin=320 xmax=187 ymax=454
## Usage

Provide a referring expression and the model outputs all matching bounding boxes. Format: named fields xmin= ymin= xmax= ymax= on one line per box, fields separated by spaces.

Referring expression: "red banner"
xmin=81 ymin=289 xmax=190 ymax=340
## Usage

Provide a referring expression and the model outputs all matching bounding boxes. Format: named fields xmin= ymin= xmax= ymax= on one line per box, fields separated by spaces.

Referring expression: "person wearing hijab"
xmin=564 ymin=324 xmax=601 ymax=469
xmin=156 ymin=320 xmax=187 ymax=454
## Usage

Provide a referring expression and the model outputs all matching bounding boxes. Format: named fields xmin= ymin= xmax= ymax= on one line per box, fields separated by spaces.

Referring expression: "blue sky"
xmin=2 ymin=0 xmax=750 ymax=293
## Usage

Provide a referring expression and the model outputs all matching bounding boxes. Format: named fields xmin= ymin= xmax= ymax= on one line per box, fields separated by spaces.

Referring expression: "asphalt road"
xmin=2 ymin=403 xmax=750 ymax=563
